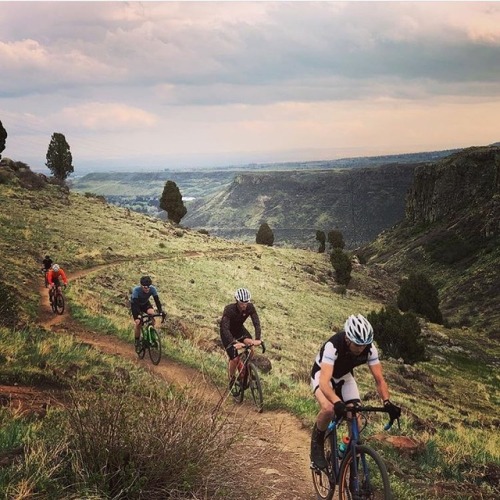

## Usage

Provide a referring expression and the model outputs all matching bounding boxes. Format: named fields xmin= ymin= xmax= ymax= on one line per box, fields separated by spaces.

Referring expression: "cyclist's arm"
xmin=153 ymin=294 xmax=163 ymax=313
xmin=47 ymin=271 xmax=54 ymax=285
xmin=319 ymin=361 xmax=342 ymax=405
xmin=220 ymin=314 xmax=236 ymax=346
xmin=60 ymin=269 xmax=68 ymax=285
xmin=249 ymin=305 xmax=262 ymax=340
xmin=368 ymin=362 xmax=390 ymax=402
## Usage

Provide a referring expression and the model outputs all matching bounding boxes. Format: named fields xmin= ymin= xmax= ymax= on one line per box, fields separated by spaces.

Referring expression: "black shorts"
xmin=131 ymin=301 xmax=153 ymax=320
xmin=221 ymin=327 xmax=252 ymax=360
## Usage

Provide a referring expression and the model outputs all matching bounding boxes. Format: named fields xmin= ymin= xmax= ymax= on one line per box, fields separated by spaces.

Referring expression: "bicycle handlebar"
xmin=337 ymin=405 xmax=401 ymax=431
xmin=236 ymin=341 xmax=266 ymax=354
xmin=138 ymin=312 xmax=167 ymax=324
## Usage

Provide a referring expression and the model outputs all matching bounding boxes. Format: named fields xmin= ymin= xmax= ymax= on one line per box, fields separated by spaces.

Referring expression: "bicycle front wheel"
xmin=311 ymin=433 xmax=335 ymax=500
xmin=247 ymin=362 xmax=263 ymax=412
xmin=148 ymin=327 xmax=162 ymax=365
xmin=338 ymin=444 xmax=391 ymax=500
xmin=55 ymin=293 xmax=65 ymax=315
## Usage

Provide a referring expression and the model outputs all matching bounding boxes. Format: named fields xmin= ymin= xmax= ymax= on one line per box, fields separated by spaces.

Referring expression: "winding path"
xmin=37 ymin=265 xmax=316 ymax=500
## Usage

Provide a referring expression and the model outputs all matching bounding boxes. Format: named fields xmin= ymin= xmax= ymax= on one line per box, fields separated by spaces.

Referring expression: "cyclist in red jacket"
xmin=47 ymin=264 xmax=68 ymax=303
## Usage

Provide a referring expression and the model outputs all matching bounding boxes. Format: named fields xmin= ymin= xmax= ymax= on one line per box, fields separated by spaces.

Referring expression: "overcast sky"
xmin=1 ymin=1 xmax=499 ymax=172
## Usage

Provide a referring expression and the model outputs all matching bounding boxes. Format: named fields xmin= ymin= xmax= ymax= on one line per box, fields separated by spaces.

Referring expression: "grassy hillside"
xmin=0 ymin=172 xmax=499 ymax=499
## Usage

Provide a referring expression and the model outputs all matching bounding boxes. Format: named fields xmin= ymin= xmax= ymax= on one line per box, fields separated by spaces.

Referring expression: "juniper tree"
xmin=46 ymin=132 xmax=74 ymax=180
xmin=256 ymin=222 xmax=274 ymax=246
xmin=159 ymin=180 xmax=187 ymax=224
xmin=0 ymin=120 xmax=7 ymax=159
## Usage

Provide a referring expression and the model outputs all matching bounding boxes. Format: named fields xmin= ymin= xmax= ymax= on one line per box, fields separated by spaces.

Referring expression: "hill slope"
xmin=0 ymin=165 xmax=499 ymax=499
xmin=360 ymin=145 xmax=500 ymax=335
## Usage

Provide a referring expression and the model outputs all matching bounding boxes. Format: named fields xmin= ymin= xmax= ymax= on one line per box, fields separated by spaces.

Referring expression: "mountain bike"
xmin=136 ymin=312 xmax=165 ymax=365
xmin=49 ymin=283 xmax=65 ymax=315
xmin=311 ymin=405 xmax=398 ymax=500
xmin=229 ymin=342 xmax=266 ymax=413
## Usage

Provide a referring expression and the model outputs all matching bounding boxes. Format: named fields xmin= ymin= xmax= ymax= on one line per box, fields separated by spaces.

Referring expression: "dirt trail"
xmin=36 ymin=266 xmax=316 ymax=500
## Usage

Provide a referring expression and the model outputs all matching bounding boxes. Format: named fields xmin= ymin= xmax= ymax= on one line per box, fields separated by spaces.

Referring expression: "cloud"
xmin=1 ymin=2 xmax=499 ymax=170
xmin=56 ymin=103 xmax=158 ymax=132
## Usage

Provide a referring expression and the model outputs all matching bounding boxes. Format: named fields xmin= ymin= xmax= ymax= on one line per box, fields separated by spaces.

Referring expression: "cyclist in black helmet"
xmin=220 ymin=288 xmax=262 ymax=388
xmin=130 ymin=276 xmax=166 ymax=352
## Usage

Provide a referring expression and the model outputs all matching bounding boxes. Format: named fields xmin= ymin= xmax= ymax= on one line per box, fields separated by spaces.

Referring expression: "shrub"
xmin=330 ymin=248 xmax=352 ymax=286
xmin=327 ymin=229 xmax=345 ymax=250
xmin=316 ymin=230 xmax=326 ymax=253
xmin=368 ymin=306 xmax=426 ymax=364
xmin=397 ymin=273 xmax=443 ymax=324
xmin=65 ymin=380 xmax=236 ymax=498
xmin=256 ymin=222 xmax=274 ymax=246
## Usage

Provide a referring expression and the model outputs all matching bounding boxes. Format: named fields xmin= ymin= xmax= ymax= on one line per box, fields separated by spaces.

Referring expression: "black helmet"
xmin=140 ymin=276 xmax=152 ymax=287
xmin=45 ymin=255 xmax=50 ymax=259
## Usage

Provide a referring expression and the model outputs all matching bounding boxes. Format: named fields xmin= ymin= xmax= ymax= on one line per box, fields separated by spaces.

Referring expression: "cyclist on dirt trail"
xmin=310 ymin=314 xmax=401 ymax=470
xmin=42 ymin=255 xmax=53 ymax=272
xmin=47 ymin=264 xmax=68 ymax=302
xmin=220 ymin=288 xmax=263 ymax=389
xmin=130 ymin=276 xmax=166 ymax=352
xmin=42 ymin=255 xmax=53 ymax=287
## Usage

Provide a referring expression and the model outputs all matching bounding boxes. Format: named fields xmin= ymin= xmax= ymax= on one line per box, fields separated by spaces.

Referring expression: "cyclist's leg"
xmin=223 ymin=340 xmax=239 ymax=385
xmin=131 ymin=303 xmax=142 ymax=346
xmin=311 ymin=369 xmax=335 ymax=469
xmin=336 ymin=374 xmax=362 ymax=439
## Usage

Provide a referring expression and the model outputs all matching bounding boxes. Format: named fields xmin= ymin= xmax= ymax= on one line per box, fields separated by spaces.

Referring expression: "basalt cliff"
xmin=360 ymin=145 xmax=500 ymax=335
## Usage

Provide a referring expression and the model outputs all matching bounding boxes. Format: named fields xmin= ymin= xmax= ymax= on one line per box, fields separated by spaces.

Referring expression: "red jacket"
xmin=47 ymin=269 xmax=68 ymax=285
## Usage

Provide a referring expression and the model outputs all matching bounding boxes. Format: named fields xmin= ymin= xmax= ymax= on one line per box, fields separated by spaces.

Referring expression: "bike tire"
xmin=338 ymin=444 xmax=392 ymax=500
xmin=148 ymin=327 xmax=162 ymax=365
xmin=137 ymin=330 xmax=146 ymax=359
xmin=55 ymin=292 xmax=65 ymax=315
xmin=247 ymin=362 xmax=264 ymax=412
xmin=232 ymin=361 xmax=245 ymax=403
xmin=311 ymin=431 xmax=336 ymax=500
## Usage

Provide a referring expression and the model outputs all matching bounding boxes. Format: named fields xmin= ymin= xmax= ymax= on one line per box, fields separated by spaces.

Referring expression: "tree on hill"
xmin=316 ymin=230 xmax=326 ymax=253
xmin=46 ymin=132 xmax=74 ymax=181
xmin=159 ymin=180 xmax=187 ymax=224
xmin=0 ymin=120 xmax=7 ymax=160
xmin=256 ymin=222 xmax=274 ymax=246
xmin=330 ymin=248 xmax=352 ymax=285
xmin=327 ymin=229 xmax=345 ymax=250
xmin=368 ymin=306 xmax=426 ymax=364
xmin=397 ymin=273 xmax=443 ymax=324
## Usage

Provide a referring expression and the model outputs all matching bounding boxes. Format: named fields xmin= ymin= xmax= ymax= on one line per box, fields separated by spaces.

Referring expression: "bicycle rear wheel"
xmin=338 ymin=444 xmax=391 ymax=500
xmin=247 ymin=362 xmax=263 ymax=412
xmin=311 ymin=433 xmax=335 ymax=500
xmin=55 ymin=292 xmax=65 ymax=315
xmin=148 ymin=327 xmax=162 ymax=365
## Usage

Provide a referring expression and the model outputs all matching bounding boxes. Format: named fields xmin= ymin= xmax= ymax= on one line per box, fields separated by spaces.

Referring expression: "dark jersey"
xmin=311 ymin=330 xmax=379 ymax=380
xmin=220 ymin=302 xmax=261 ymax=345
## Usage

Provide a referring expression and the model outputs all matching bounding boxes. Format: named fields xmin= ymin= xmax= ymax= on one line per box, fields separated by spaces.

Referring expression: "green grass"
xmin=1 ymin=180 xmax=499 ymax=499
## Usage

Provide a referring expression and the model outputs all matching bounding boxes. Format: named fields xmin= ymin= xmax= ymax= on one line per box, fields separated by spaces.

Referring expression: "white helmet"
xmin=235 ymin=288 xmax=251 ymax=302
xmin=52 ymin=264 xmax=60 ymax=272
xmin=344 ymin=314 xmax=373 ymax=345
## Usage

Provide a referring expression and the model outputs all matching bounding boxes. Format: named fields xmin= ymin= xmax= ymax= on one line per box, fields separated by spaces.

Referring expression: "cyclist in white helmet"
xmin=309 ymin=314 xmax=401 ymax=470
xmin=220 ymin=288 xmax=263 ymax=388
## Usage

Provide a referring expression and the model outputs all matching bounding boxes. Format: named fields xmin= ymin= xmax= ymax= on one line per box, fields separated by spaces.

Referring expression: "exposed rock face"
xmin=362 ymin=145 xmax=500 ymax=335
xmin=185 ymin=163 xmax=419 ymax=248
xmin=406 ymin=146 xmax=500 ymax=227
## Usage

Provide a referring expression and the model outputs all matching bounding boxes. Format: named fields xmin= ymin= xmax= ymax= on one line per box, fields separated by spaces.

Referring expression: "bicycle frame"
xmin=313 ymin=405 xmax=397 ymax=499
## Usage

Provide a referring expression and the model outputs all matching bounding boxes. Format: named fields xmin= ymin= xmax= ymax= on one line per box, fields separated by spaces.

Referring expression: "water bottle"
xmin=338 ymin=436 xmax=350 ymax=459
